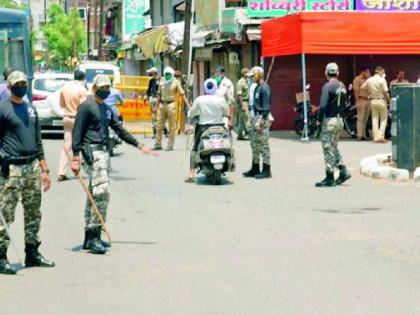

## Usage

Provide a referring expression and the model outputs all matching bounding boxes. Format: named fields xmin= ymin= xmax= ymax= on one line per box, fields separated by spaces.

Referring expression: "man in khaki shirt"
xmin=153 ymin=67 xmax=190 ymax=151
xmin=353 ymin=67 xmax=371 ymax=141
xmin=362 ymin=66 xmax=391 ymax=143
xmin=57 ymin=70 xmax=88 ymax=181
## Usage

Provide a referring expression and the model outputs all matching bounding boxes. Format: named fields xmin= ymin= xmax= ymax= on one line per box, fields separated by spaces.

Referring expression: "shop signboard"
xmin=247 ymin=0 xmax=353 ymax=17
xmin=123 ymin=0 xmax=146 ymax=40
xmin=355 ymin=0 xmax=420 ymax=11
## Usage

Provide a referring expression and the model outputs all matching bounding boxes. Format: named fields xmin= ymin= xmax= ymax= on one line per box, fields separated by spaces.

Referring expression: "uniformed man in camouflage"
xmin=315 ymin=63 xmax=351 ymax=187
xmin=243 ymin=67 xmax=273 ymax=179
xmin=146 ymin=67 xmax=159 ymax=138
xmin=153 ymin=67 xmax=190 ymax=151
xmin=71 ymin=75 xmax=154 ymax=255
xmin=0 ymin=71 xmax=55 ymax=275
xmin=236 ymin=68 xmax=251 ymax=140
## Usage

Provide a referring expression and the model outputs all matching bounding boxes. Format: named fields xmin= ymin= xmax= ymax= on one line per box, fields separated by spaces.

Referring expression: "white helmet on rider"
xmin=204 ymin=78 xmax=217 ymax=95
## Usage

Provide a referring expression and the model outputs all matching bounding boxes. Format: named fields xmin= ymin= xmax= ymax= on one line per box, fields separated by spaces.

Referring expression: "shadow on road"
xmin=195 ymin=176 xmax=233 ymax=186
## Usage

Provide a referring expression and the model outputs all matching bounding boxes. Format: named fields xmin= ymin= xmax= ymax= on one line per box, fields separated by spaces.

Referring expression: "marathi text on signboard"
xmin=123 ymin=0 xmax=146 ymax=40
xmin=247 ymin=0 xmax=353 ymax=17
xmin=355 ymin=0 xmax=420 ymax=10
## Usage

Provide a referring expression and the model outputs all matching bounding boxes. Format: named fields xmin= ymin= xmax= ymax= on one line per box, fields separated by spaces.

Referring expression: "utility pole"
xmin=86 ymin=0 xmax=90 ymax=59
xmin=93 ymin=0 xmax=98 ymax=57
xmin=181 ymin=0 xmax=193 ymax=77
xmin=73 ymin=0 xmax=78 ymax=60
xmin=98 ymin=0 xmax=104 ymax=60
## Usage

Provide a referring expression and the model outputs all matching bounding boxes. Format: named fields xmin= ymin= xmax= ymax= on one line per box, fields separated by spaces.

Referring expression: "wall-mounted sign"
xmin=247 ymin=0 xmax=353 ymax=17
xmin=123 ymin=0 xmax=146 ymax=40
xmin=355 ymin=0 xmax=420 ymax=11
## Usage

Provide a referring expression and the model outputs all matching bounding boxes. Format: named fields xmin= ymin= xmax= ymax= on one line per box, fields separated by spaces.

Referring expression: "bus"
xmin=0 ymin=8 xmax=33 ymax=99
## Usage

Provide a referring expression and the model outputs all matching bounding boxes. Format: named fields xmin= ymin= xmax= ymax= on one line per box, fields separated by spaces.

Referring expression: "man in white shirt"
xmin=185 ymin=78 xmax=229 ymax=182
xmin=214 ymin=66 xmax=235 ymax=127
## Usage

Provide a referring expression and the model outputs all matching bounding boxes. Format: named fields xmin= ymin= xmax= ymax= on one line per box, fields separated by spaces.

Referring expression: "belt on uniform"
xmin=8 ymin=154 xmax=37 ymax=165
xmin=370 ymin=98 xmax=384 ymax=100
xmin=89 ymin=144 xmax=107 ymax=152
xmin=359 ymin=96 xmax=368 ymax=100
xmin=64 ymin=115 xmax=76 ymax=119
xmin=162 ymin=100 xmax=174 ymax=104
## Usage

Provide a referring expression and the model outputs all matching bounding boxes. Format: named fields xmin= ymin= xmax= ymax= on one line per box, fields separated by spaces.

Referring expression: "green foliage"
xmin=42 ymin=4 xmax=86 ymax=67
xmin=0 ymin=0 xmax=25 ymax=9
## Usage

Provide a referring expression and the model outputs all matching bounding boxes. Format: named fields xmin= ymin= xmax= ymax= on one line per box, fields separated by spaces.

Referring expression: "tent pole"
xmin=301 ymin=53 xmax=309 ymax=141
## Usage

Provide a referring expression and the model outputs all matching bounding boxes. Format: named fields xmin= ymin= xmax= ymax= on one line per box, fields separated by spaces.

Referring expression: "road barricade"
xmin=115 ymin=75 xmax=152 ymax=136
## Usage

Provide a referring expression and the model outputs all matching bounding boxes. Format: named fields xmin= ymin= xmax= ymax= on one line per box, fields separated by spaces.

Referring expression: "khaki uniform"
xmin=236 ymin=77 xmax=251 ymax=138
xmin=353 ymin=75 xmax=370 ymax=139
xmin=156 ymin=79 xmax=185 ymax=148
xmin=362 ymin=74 xmax=389 ymax=141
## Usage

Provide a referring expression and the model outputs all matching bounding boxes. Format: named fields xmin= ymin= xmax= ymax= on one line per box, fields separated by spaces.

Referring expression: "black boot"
xmin=100 ymin=231 xmax=111 ymax=248
xmin=82 ymin=230 xmax=90 ymax=250
xmin=255 ymin=164 xmax=272 ymax=179
xmin=336 ymin=165 xmax=351 ymax=185
xmin=243 ymin=163 xmax=260 ymax=177
xmin=315 ymin=171 xmax=336 ymax=187
xmin=25 ymin=242 xmax=55 ymax=268
xmin=85 ymin=229 xmax=106 ymax=255
xmin=0 ymin=251 xmax=17 ymax=275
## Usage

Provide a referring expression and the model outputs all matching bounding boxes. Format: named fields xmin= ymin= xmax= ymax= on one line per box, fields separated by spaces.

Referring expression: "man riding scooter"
xmin=185 ymin=78 xmax=230 ymax=183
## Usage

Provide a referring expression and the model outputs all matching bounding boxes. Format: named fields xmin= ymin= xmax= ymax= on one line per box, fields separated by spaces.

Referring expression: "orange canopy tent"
xmin=261 ymin=11 xmax=420 ymax=139
xmin=262 ymin=11 xmax=420 ymax=57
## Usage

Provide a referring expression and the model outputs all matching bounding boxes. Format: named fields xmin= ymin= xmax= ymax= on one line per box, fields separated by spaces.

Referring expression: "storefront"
xmin=261 ymin=11 xmax=420 ymax=130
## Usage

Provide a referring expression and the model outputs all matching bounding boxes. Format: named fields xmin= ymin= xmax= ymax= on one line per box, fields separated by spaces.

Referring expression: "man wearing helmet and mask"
xmin=185 ymin=78 xmax=230 ymax=183
xmin=153 ymin=66 xmax=190 ymax=151
xmin=243 ymin=66 xmax=274 ymax=180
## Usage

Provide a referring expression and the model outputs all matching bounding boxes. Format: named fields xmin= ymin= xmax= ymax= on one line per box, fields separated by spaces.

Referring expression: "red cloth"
xmin=262 ymin=12 xmax=420 ymax=56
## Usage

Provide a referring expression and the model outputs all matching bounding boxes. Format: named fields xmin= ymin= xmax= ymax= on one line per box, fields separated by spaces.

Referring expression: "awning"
xmin=246 ymin=28 xmax=261 ymax=41
xmin=262 ymin=12 xmax=420 ymax=57
xmin=136 ymin=27 xmax=169 ymax=59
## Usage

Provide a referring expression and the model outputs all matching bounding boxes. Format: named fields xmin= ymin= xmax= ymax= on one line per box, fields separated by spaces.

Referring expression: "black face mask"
xmin=11 ymin=86 xmax=27 ymax=98
xmin=95 ymin=89 xmax=111 ymax=100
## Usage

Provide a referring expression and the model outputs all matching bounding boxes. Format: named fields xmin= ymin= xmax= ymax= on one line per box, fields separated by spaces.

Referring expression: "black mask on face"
xmin=11 ymin=86 xmax=27 ymax=98
xmin=95 ymin=89 xmax=111 ymax=100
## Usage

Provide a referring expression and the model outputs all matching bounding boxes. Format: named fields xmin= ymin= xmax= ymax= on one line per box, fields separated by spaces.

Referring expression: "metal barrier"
xmin=115 ymin=75 xmax=152 ymax=136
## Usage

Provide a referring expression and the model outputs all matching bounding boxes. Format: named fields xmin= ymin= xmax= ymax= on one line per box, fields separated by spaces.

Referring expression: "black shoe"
xmin=255 ymin=164 xmax=272 ymax=179
xmin=243 ymin=163 xmax=260 ymax=177
xmin=82 ymin=230 xmax=89 ymax=250
xmin=315 ymin=171 xmax=336 ymax=187
xmin=85 ymin=229 xmax=106 ymax=255
xmin=153 ymin=145 xmax=162 ymax=151
xmin=100 ymin=231 xmax=111 ymax=248
xmin=165 ymin=147 xmax=173 ymax=151
xmin=0 ymin=252 xmax=17 ymax=275
xmin=25 ymin=242 xmax=55 ymax=268
xmin=336 ymin=165 xmax=351 ymax=185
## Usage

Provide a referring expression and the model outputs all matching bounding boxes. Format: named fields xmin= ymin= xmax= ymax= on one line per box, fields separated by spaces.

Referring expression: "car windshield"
xmin=85 ymin=69 xmax=114 ymax=83
xmin=34 ymin=78 xmax=70 ymax=92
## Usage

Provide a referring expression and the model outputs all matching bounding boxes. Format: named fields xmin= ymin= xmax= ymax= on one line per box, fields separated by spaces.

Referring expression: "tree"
xmin=0 ymin=0 xmax=26 ymax=9
xmin=42 ymin=4 xmax=86 ymax=69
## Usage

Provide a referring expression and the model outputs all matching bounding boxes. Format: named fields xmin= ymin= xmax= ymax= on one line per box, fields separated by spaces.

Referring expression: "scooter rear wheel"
xmin=213 ymin=171 xmax=222 ymax=185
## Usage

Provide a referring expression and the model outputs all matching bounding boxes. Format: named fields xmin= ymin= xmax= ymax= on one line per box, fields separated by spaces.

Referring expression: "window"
xmin=225 ymin=0 xmax=247 ymax=7
xmin=34 ymin=78 xmax=71 ymax=93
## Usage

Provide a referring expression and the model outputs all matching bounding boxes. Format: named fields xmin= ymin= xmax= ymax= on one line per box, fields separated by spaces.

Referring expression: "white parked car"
xmin=77 ymin=61 xmax=121 ymax=91
xmin=32 ymin=73 xmax=73 ymax=133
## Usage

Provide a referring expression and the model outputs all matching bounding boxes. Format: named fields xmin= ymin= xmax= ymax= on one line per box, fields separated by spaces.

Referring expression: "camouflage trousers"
xmin=250 ymin=116 xmax=272 ymax=165
xmin=149 ymin=97 xmax=158 ymax=131
xmin=0 ymin=160 xmax=42 ymax=252
xmin=237 ymin=102 xmax=251 ymax=137
xmin=84 ymin=151 xmax=110 ymax=231
xmin=321 ymin=117 xmax=344 ymax=173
